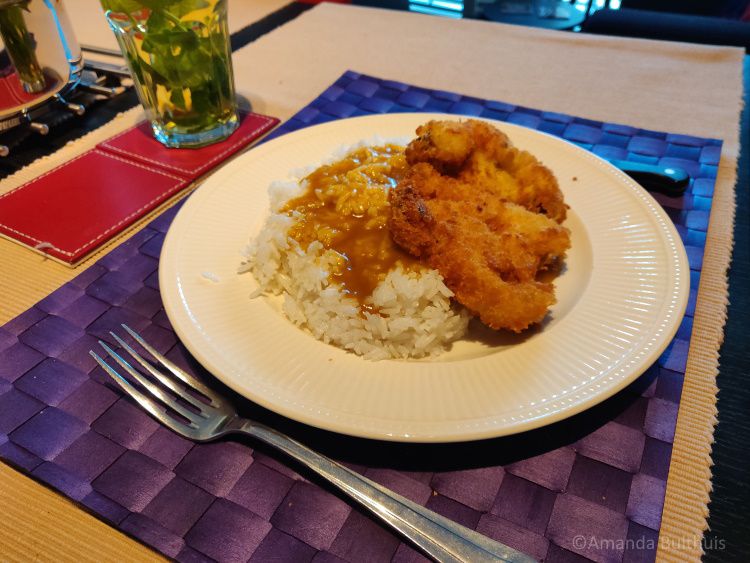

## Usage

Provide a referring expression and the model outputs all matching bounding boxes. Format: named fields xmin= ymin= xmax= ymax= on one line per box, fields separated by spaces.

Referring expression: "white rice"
xmin=201 ymin=271 xmax=220 ymax=283
xmin=241 ymin=141 xmax=470 ymax=360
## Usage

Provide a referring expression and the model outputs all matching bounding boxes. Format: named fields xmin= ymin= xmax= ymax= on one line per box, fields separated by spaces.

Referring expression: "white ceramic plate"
xmin=159 ymin=113 xmax=689 ymax=442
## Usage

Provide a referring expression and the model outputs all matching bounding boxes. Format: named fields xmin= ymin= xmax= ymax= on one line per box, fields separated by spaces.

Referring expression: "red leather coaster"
xmin=0 ymin=111 xmax=279 ymax=265
xmin=100 ymin=111 xmax=279 ymax=178
xmin=0 ymin=150 xmax=188 ymax=264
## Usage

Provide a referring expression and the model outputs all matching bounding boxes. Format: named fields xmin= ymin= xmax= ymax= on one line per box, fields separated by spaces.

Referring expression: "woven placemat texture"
xmin=0 ymin=71 xmax=721 ymax=563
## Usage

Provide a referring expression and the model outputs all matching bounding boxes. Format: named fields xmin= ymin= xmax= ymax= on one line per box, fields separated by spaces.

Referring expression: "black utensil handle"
xmin=609 ymin=159 xmax=690 ymax=197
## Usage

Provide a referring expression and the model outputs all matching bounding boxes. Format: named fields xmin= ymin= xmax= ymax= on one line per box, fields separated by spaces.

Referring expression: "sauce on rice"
xmin=283 ymin=145 xmax=421 ymax=309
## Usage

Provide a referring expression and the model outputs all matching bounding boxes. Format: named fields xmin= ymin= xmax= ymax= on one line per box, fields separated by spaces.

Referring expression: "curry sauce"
xmin=283 ymin=145 xmax=421 ymax=307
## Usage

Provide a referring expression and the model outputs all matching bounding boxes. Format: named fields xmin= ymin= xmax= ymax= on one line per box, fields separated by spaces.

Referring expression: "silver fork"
xmin=90 ymin=325 xmax=536 ymax=563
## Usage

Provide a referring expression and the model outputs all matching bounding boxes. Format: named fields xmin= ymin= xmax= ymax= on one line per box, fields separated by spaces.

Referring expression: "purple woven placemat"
xmin=0 ymin=70 xmax=720 ymax=563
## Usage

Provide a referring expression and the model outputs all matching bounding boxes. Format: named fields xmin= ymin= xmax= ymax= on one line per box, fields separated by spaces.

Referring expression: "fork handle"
xmin=235 ymin=421 xmax=535 ymax=563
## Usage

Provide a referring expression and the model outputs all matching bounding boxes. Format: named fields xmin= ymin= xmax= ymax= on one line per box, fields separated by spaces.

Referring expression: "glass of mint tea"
xmin=100 ymin=0 xmax=239 ymax=148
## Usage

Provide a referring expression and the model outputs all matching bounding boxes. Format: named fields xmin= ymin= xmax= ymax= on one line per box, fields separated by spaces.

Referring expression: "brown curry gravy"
xmin=282 ymin=145 xmax=421 ymax=309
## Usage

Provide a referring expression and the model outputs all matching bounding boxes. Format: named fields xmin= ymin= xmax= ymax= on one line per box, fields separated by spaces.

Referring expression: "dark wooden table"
xmin=703 ymin=55 xmax=750 ymax=563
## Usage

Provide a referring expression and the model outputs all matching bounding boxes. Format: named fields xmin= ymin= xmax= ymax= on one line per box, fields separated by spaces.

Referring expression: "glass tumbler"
xmin=100 ymin=0 xmax=239 ymax=148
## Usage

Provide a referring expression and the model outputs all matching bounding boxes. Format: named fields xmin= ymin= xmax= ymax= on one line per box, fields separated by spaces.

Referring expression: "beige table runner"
xmin=0 ymin=3 xmax=743 ymax=560
xmin=65 ymin=0 xmax=295 ymax=57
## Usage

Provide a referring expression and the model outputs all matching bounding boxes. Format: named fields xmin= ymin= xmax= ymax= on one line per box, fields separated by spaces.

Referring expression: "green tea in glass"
xmin=100 ymin=0 xmax=239 ymax=148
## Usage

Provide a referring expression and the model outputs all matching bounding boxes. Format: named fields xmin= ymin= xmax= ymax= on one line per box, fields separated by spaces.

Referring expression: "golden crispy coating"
xmin=389 ymin=119 xmax=571 ymax=332
xmin=405 ymin=119 xmax=567 ymax=222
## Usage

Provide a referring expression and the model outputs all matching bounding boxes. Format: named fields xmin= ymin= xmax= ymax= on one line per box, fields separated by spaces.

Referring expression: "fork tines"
xmin=89 ymin=324 xmax=219 ymax=432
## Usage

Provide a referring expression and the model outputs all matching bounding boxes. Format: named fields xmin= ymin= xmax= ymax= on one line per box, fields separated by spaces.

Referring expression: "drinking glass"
xmin=100 ymin=0 xmax=239 ymax=148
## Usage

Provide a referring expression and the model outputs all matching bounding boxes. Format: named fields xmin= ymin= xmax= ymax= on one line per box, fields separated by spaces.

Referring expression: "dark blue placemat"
xmin=0 ymin=70 xmax=721 ymax=562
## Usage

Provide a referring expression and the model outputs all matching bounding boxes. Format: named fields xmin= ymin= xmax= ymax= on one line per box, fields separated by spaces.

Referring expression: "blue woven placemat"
xmin=0 ymin=71 xmax=720 ymax=563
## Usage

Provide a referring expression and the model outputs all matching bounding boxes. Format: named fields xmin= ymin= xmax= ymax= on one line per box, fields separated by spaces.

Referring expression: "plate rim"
xmin=159 ymin=112 xmax=690 ymax=442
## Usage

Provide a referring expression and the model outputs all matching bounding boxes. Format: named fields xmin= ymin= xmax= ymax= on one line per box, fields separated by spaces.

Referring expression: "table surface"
xmin=66 ymin=0 xmax=294 ymax=55
xmin=703 ymin=56 xmax=750 ymax=563
xmin=0 ymin=3 xmax=747 ymax=561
